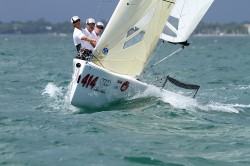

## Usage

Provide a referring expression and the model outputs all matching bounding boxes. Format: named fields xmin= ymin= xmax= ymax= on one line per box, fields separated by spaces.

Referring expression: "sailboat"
xmin=70 ymin=0 xmax=214 ymax=108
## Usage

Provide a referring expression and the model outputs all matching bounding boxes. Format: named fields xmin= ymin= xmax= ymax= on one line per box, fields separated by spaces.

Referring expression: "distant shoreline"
xmin=194 ymin=34 xmax=250 ymax=37
xmin=0 ymin=19 xmax=249 ymax=35
xmin=1 ymin=33 xmax=249 ymax=37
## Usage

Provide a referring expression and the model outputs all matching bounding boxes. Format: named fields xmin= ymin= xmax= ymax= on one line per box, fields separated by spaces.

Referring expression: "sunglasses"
xmin=87 ymin=23 xmax=95 ymax=26
xmin=73 ymin=19 xmax=80 ymax=24
xmin=97 ymin=26 xmax=104 ymax=30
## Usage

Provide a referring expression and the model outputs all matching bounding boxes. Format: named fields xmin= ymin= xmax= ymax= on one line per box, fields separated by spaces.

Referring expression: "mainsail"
xmin=93 ymin=0 xmax=176 ymax=77
xmin=160 ymin=0 xmax=214 ymax=43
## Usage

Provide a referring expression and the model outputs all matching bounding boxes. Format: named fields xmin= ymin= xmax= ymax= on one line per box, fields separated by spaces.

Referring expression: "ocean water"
xmin=0 ymin=34 xmax=250 ymax=166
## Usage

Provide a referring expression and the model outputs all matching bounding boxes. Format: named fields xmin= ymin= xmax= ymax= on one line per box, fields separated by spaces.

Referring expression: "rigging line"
xmin=151 ymin=46 xmax=184 ymax=67
xmin=163 ymin=0 xmax=175 ymax=4
xmin=147 ymin=40 xmax=164 ymax=67
xmin=139 ymin=40 xmax=164 ymax=77
xmin=151 ymin=66 xmax=157 ymax=80
xmin=150 ymin=65 xmax=166 ymax=87
xmin=148 ymin=42 xmax=165 ymax=85
xmin=92 ymin=54 xmax=104 ymax=68
xmin=149 ymin=42 xmax=176 ymax=86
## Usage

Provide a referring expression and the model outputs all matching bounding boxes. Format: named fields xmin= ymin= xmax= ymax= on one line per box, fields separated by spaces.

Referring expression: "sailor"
xmin=71 ymin=16 xmax=97 ymax=53
xmin=93 ymin=21 xmax=104 ymax=40
xmin=81 ymin=18 xmax=97 ymax=52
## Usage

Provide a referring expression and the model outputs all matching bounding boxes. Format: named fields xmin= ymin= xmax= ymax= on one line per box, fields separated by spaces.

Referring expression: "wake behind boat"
xmin=70 ymin=0 xmax=214 ymax=108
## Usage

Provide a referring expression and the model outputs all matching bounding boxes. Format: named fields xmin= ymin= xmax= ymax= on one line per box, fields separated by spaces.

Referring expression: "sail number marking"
xmin=81 ymin=74 xmax=99 ymax=89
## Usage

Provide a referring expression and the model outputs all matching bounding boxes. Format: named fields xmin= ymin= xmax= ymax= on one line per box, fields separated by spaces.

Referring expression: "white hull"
xmin=70 ymin=59 xmax=149 ymax=108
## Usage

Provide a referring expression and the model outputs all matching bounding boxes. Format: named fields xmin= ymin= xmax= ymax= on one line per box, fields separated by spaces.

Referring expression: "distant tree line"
xmin=0 ymin=19 xmax=249 ymax=35
xmin=194 ymin=22 xmax=249 ymax=35
xmin=0 ymin=18 xmax=108 ymax=35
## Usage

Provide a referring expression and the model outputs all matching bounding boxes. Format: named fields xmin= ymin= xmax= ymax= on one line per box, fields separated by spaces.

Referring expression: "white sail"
xmin=160 ymin=0 xmax=214 ymax=43
xmin=93 ymin=0 xmax=176 ymax=77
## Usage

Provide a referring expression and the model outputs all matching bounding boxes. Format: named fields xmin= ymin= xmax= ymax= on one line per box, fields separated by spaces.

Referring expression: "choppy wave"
xmin=133 ymin=85 xmax=248 ymax=114
xmin=132 ymin=85 xmax=198 ymax=111
xmin=235 ymin=84 xmax=250 ymax=90
xmin=42 ymin=82 xmax=78 ymax=114
xmin=3 ymin=34 xmax=250 ymax=166
xmin=198 ymin=102 xmax=241 ymax=113
xmin=42 ymin=82 xmax=62 ymax=98
xmin=41 ymin=82 xmax=248 ymax=114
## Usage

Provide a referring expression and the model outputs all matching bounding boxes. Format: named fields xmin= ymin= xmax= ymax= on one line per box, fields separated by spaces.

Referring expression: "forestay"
xmin=160 ymin=0 xmax=214 ymax=43
xmin=93 ymin=0 xmax=176 ymax=77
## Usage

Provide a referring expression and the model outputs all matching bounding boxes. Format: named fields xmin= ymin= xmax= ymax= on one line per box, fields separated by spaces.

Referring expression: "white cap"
xmin=86 ymin=18 xmax=95 ymax=24
xmin=71 ymin=16 xmax=80 ymax=24
xmin=96 ymin=22 xmax=104 ymax=27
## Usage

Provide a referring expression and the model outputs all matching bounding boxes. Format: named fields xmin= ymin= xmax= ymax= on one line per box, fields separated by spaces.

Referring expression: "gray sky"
xmin=0 ymin=0 xmax=249 ymax=23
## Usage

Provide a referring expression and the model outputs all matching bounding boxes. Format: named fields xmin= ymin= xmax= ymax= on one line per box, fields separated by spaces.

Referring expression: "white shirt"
xmin=72 ymin=28 xmax=95 ymax=51
xmin=92 ymin=31 xmax=100 ymax=40
xmin=82 ymin=28 xmax=95 ymax=51
xmin=73 ymin=28 xmax=85 ymax=46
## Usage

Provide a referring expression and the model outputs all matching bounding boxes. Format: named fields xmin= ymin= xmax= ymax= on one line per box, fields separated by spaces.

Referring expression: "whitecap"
xmin=42 ymin=82 xmax=62 ymax=97
xmin=133 ymin=85 xmax=199 ymax=111
xmin=132 ymin=85 xmax=246 ymax=114
xmin=198 ymin=102 xmax=240 ymax=113
xmin=42 ymin=82 xmax=78 ymax=114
